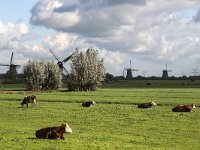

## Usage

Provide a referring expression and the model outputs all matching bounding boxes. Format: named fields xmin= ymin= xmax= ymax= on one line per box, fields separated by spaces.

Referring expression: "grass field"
xmin=102 ymin=79 xmax=200 ymax=88
xmin=0 ymin=81 xmax=200 ymax=149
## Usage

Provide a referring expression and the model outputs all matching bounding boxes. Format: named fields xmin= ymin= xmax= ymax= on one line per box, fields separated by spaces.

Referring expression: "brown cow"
xmin=138 ymin=102 xmax=157 ymax=109
xmin=172 ymin=103 xmax=196 ymax=112
xmin=35 ymin=123 xmax=72 ymax=140
xmin=21 ymin=95 xmax=36 ymax=107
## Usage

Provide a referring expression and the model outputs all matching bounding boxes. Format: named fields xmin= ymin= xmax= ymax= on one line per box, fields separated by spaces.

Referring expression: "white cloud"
xmin=30 ymin=0 xmax=80 ymax=29
xmin=1 ymin=0 xmax=200 ymax=76
xmin=28 ymin=0 xmax=200 ymax=76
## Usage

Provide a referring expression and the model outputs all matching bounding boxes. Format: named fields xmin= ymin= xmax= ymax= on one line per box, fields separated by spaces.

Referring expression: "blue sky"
xmin=0 ymin=0 xmax=200 ymax=77
xmin=0 ymin=0 xmax=38 ymax=23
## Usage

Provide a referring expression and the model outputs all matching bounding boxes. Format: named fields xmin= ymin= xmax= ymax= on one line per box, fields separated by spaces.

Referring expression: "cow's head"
xmin=31 ymin=95 xmax=36 ymax=103
xmin=62 ymin=123 xmax=72 ymax=134
xmin=91 ymin=101 xmax=96 ymax=104
xmin=191 ymin=103 xmax=196 ymax=109
xmin=151 ymin=102 xmax=157 ymax=106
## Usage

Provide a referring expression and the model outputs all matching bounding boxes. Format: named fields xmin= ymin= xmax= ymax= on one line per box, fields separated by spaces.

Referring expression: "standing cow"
xmin=35 ymin=123 xmax=72 ymax=140
xmin=21 ymin=95 xmax=36 ymax=107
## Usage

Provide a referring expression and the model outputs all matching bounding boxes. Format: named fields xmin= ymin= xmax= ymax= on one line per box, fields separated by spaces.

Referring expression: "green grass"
xmin=102 ymin=79 xmax=200 ymax=88
xmin=0 ymin=83 xmax=26 ymax=91
xmin=1 ymin=79 xmax=200 ymax=91
xmin=0 ymin=83 xmax=200 ymax=149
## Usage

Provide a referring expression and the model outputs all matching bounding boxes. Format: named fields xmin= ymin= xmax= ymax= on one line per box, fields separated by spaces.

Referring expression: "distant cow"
xmin=82 ymin=101 xmax=96 ymax=107
xmin=21 ymin=95 xmax=36 ymax=107
xmin=138 ymin=102 xmax=157 ymax=109
xmin=35 ymin=123 xmax=72 ymax=140
xmin=172 ymin=103 xmax=196 ymax=112
xmin=146 ymin=82 xmax=151 ymax=86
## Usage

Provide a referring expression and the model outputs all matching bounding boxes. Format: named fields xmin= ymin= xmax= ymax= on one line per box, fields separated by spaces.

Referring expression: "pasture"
xmin=0 ymin=82 xmax=200 ymax=149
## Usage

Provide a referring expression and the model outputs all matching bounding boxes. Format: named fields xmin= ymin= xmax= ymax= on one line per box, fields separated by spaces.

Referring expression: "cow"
xmin=138 ymin=102 xmax=157 ymax=109
xmin=35 ymin=123 xmax=72 ymax=140
xmin=21 ymin=95 xmax=36 ymax=107
xmin=82 ymin=101 xmax=96 ymax=107
xmin=172 ymin=103 xmax=196 ymax=112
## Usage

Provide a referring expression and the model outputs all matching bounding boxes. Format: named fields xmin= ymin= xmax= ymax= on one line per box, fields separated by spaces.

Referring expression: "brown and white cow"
xmin=172 ymin=103 xmax=196 ymax=112
xmin=21 ymin=95 xmax=36 ymax=107
xmin=138 ymin=102 xmax=157 ymax=109
xmin=35 ymin=123 xmax=72 ymax=140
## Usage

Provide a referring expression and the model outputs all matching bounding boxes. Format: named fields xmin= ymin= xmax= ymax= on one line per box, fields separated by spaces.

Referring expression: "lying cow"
xmin=172 ymin=103 xmax=196 ymax=112
xmin=21 ymin=95 xmax=36 ymax=107
xmin=138 ymin=102 xmax=157 ymax=109
xmin=82 ymin=101 xmax=96 ymax=107
xmin=35 ymin=123 xmax=72 ymax=140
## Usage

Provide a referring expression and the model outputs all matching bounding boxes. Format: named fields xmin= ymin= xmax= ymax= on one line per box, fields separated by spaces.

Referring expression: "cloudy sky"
xmin=0 ymin=0 xmax=200 ymax=77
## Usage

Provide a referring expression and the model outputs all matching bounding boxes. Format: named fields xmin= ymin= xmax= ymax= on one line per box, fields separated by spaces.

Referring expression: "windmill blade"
xmin=62 ymin=53 xmax=74 ymax=63
xmin=10 ymin=52 xmax=14 ymax=65
xmin=12 ymin=64 xmax=21 ymax=67
xmin=62 ymin=66 xmax=70 ymax=76
xmin=132 ymin=69 xmax=139 ymax=71
xmin=49 ymin=49 xmax=60 ymax=62
xmin=0 ymin=64 xmax=10 ymax=66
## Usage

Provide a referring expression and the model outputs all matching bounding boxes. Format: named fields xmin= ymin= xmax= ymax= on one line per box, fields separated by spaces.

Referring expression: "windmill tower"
xmin=162 ymin=64 xmax=172 ymax=79
xmin=0 ymin=52 xmax=20 ymax=79
xmin=124 ymin=60 xmax=138 ymax=79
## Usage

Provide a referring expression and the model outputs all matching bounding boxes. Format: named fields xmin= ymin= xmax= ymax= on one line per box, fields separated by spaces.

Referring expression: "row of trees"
xmin=24 ymin=48 xmax=105 ymax=91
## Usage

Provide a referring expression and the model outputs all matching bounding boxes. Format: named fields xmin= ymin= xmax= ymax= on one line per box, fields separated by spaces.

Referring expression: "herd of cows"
xmin=20 ymin=95 xmax=196 ymax=140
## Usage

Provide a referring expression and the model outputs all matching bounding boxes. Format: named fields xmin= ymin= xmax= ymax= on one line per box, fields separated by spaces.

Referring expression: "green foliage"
xmin=43 ymin=62 xmax=62 ymax=90
xmin=0 ymin=88 xmax=200 ymax=149
xmin=24 ymin=60 xmax=62 ymax=91
xmin=68 ymin=48 xmax=105 ymax=91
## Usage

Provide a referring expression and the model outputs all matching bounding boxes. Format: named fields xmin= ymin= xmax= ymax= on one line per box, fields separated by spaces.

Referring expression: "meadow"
xmin=0 ymin=80 xmax=200 ymax=149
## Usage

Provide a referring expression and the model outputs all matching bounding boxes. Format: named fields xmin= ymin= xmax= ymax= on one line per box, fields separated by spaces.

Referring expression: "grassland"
xmin=102 ymin=79 xmax=200 ymax=88
xmin=0 ymin=80 xmax=200 ymax=149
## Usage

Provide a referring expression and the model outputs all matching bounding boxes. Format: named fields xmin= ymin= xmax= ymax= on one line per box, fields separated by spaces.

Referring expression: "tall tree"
xmin=24 ymin=60 xmax=62 ymax=91
xmin=68 ymin=48 xmax=105 ymax=91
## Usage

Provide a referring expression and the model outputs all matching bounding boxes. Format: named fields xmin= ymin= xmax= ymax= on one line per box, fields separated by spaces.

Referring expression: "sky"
xmin=0 ymin=0 xmax=200 ymax=77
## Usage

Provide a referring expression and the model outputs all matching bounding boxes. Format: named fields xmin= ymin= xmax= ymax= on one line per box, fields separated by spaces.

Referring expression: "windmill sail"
xmin=62 ymin=53 xmax=73 ymax=63
xmin=49 ymin=49 xmax=73 ymax=76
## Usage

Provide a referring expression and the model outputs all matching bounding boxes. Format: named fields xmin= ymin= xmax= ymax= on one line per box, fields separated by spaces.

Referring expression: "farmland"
xmin=0 ymin=80 xmax=200 ymax=149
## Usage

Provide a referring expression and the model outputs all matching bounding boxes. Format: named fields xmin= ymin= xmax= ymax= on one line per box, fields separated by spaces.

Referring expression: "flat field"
xmin=0 ymin=82 xmax=200 ymax=149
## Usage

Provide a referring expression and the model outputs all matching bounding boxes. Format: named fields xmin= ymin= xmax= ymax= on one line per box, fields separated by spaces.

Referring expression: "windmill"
xmin=49 ymin=49 xmax=73 ymax=75
xmin=0 ymin=52 xmax=20 ymax=79
xmin=192 ymin=69 xmax=199 ymax=76
xmin=124 ymin=60 xmax=138 ymax=79
xmin=162 ymin=64 xmax=172 ymax=79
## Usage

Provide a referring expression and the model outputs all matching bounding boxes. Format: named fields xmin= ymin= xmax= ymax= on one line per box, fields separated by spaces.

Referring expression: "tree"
xmin=68 ymin=48 xmax=105 ymax=91
xmin=105 ymin=73 xmax=114 ymax=82
xmin=43 ymin=62 xmax=63 ymax=90
xmin=24 ymin=60 xmax=62 ymax=91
